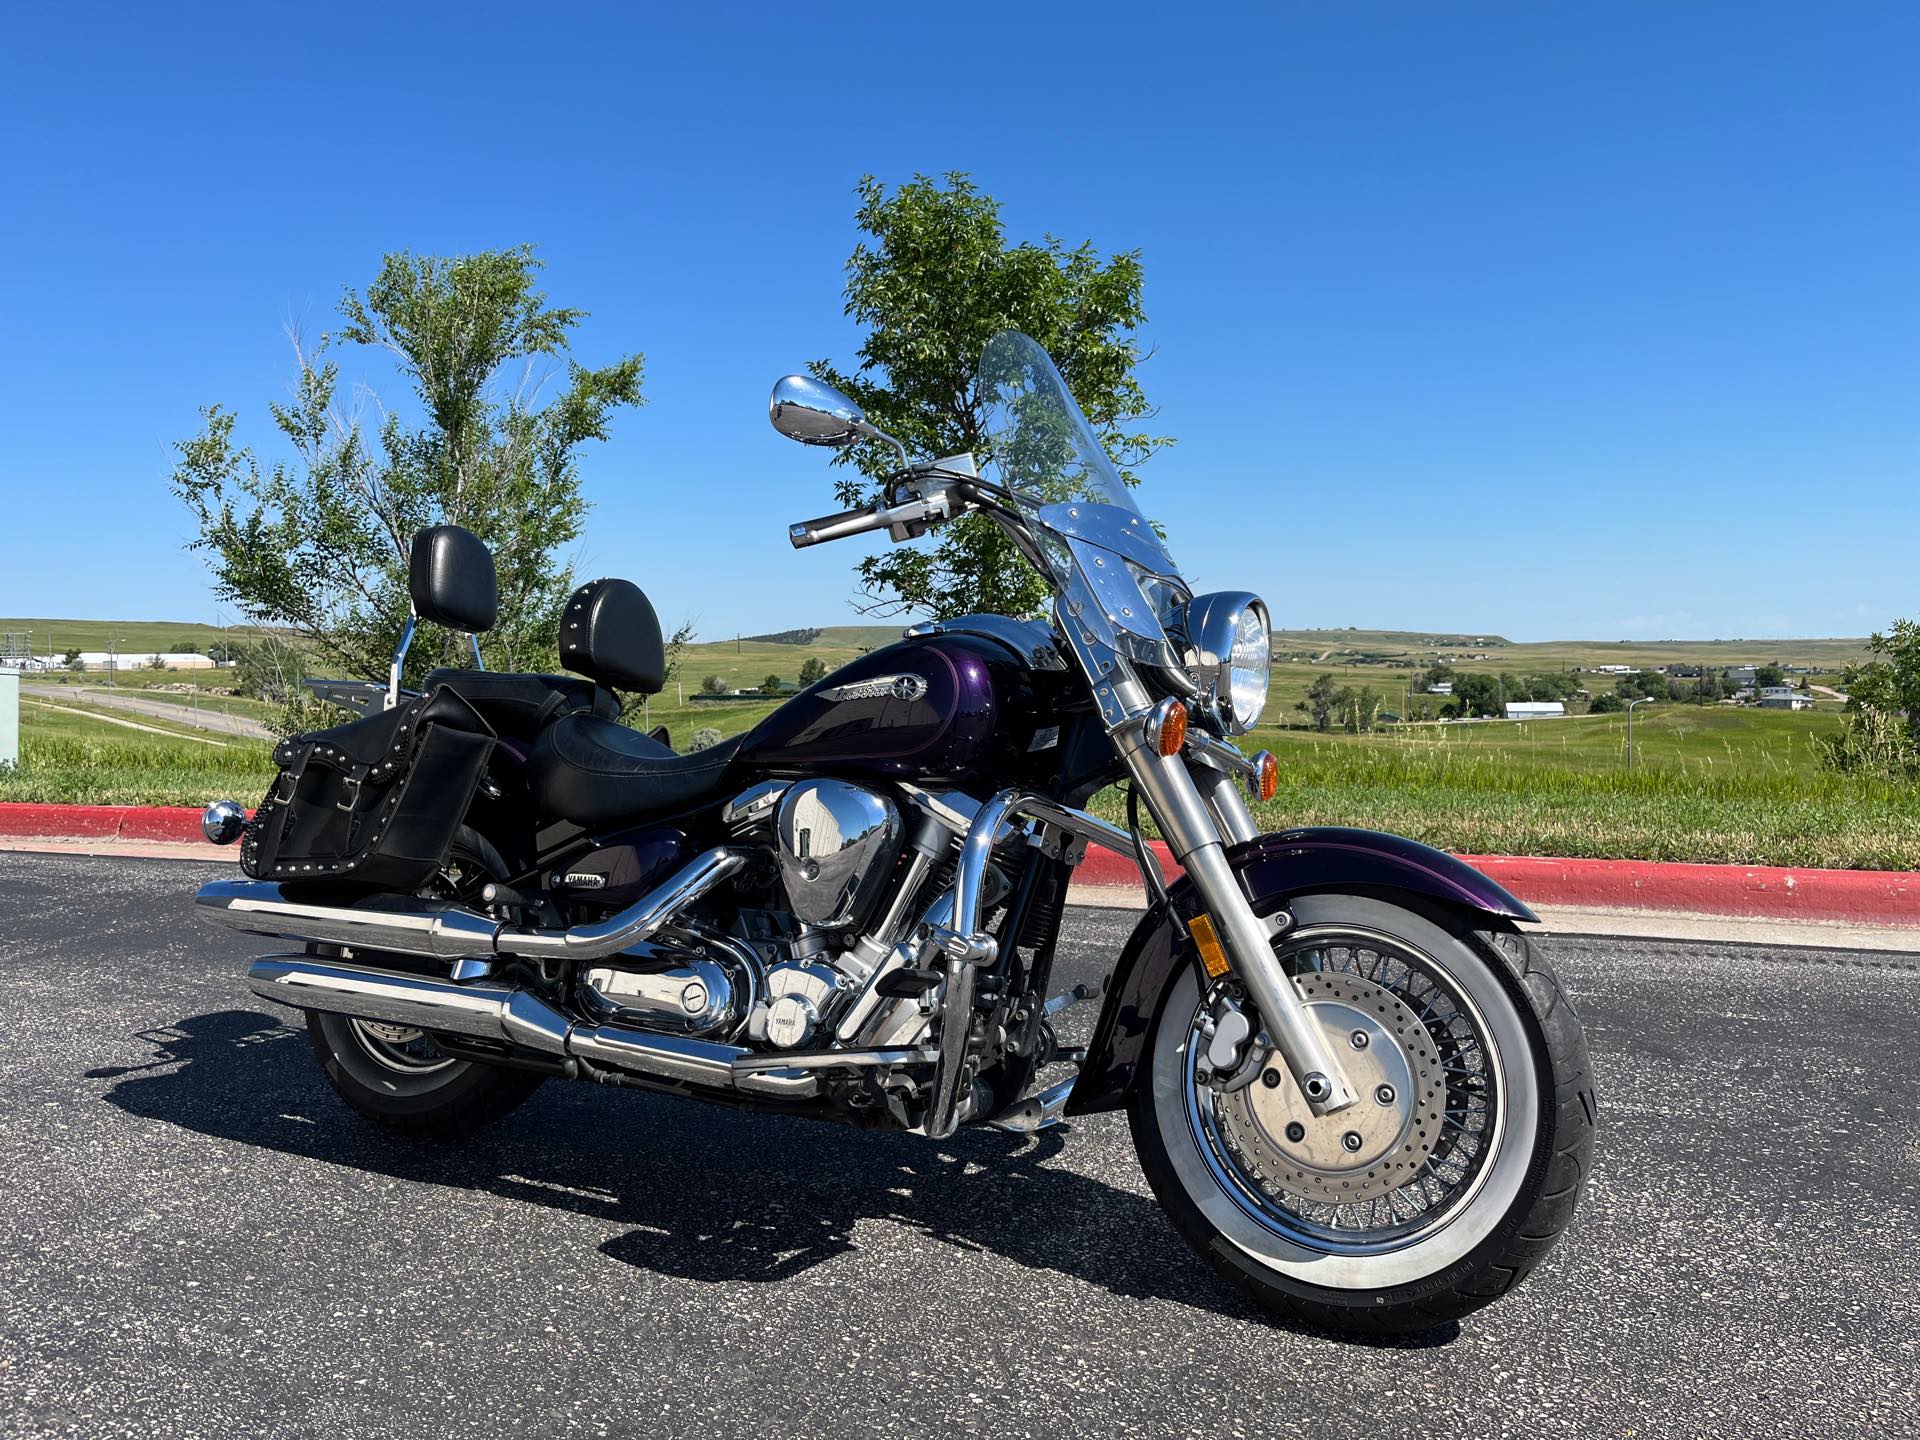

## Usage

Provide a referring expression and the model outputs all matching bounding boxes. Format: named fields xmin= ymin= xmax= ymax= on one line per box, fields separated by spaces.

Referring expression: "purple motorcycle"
xmin=195 ymin=331 xmax=1593 ymax=1335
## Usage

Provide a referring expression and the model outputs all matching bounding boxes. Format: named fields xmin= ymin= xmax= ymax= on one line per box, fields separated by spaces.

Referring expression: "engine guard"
xmin=1063 ymin=826 xmax=1535 ymax=1116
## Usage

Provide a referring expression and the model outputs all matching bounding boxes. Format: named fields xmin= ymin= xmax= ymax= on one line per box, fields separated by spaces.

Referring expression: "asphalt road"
xmin=1 ymin=852 xmax=1916 ymax=1439
xmin=20 ymin=685 xmax=272 ymax=741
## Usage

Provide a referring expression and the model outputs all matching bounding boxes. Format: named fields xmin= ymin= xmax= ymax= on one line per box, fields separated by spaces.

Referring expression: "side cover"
xmin=1063 ymin=827 xmax=1536 ymax=1115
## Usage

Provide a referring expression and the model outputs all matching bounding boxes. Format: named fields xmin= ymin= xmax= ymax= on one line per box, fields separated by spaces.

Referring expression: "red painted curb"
xmin=1068 ymin=839 xmax=1920 ymax=927
xmin=2 ymin=803 xmax=1915 ymax=927
xmin=0 ymin=802 xmax=206 ymax=845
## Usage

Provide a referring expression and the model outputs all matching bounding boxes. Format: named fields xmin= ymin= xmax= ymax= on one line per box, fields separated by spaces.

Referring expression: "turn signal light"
xmin=1250 ymin=750 xmax=1278 ymax=803
xmin=1147 ymin=698 xmax=1189 ymax=758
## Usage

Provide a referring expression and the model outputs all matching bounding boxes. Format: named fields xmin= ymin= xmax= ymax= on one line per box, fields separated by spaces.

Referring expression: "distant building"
xmin=1427 ymin=682 xmax=1453 ymax=695
xmin=1505 ymin=701 xmax=1567 ymax=719
xmin=1590 ymin=665 xmax=1636 ymax=675
xmin=1724 ymin=665 xmax=1757 ymax=688
xmin=1759 ymin=686 xmax=1813 ymax=711
xmin=68 ymin=652 xmax=218 ymax=671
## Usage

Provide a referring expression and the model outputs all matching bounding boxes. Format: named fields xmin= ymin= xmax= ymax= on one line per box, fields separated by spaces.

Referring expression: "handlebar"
xmin=788 ymin=505 xmax=893 ymax=549
xmin=788 ymin=490 xmax=962 ymax=549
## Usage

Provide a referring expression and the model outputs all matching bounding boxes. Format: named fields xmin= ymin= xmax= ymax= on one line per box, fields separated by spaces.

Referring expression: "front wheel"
xmin=1129 ymin=893 xmax=1595 ymax=1336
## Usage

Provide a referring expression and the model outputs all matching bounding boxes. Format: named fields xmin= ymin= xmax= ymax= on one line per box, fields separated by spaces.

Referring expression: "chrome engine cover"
xmin=579 ymin=936 xmax=752 ymax=1037
xmin=774 ymin=779 xmax=902 ymax=931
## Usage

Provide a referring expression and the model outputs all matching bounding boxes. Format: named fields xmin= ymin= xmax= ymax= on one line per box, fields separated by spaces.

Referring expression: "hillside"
xmin=0 ymin=618 xmax=272 ymax=657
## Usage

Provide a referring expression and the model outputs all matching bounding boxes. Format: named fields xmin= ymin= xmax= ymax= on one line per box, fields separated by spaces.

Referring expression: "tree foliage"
xmin=811 ymin=174 xmax=1171 ymax=618
xmin=798 ymin=656 xmax=828 ymax=685
xmin=1824 ymin=619 xmax=1920 ymax=778
xmin=171 ymin=246 xmax=643 ymax=683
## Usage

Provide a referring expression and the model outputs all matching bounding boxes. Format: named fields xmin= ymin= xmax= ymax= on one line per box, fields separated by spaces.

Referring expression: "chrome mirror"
xmin=769 ymin=375 xmax=867 ymax=447
xmin=769 ymin=374 xmax=910 ymax=465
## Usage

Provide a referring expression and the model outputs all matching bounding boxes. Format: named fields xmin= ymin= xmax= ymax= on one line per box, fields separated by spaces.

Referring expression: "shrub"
xmin=687 ymin=727 xmax=724 ymax=753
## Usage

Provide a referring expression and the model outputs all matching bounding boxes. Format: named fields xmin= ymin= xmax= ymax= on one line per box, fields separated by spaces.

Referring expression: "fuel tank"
xmin=736 ymin=629 xmax=1071 ymax=787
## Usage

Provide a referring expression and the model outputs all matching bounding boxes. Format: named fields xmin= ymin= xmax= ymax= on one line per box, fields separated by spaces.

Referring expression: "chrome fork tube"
xmin=1113 ymin=727 xmax=1356 ymax=1114
xmin=1191 ymin=764 xmax=1259 ymax=846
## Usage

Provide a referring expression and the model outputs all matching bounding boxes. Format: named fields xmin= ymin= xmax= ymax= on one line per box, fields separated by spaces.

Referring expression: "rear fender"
xmin=1063 ymin=827 xmax=1534 ymax=1116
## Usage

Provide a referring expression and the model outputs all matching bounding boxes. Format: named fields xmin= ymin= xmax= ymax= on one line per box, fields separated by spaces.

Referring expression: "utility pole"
xmin=1627 ymin=697 xmax=1652 ymax=768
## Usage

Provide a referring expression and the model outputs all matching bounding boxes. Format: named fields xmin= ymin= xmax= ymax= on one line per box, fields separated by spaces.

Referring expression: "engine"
xmin=745 ymin=779 xmax=904 ymax=1047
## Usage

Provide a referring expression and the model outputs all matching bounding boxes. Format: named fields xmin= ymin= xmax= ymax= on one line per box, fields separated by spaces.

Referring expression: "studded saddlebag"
xmin=241 ymin=685 xmax=496 ymax=889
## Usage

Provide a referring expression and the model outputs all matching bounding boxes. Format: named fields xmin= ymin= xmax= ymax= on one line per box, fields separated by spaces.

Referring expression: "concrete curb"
xmin=2 ymin=802 xmax=1915 ymax=929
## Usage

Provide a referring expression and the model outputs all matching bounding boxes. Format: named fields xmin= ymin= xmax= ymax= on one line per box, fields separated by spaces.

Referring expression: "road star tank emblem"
xmin=822 ymin=673 xmax=928 ymax=702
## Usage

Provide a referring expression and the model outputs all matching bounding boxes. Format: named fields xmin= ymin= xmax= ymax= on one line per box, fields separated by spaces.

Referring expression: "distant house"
xmin=1758 ymin=686 xmax=1814 ymax=711
xmin=1724 ymin=665 xmax=1758 ymax=688
xmin=1590 ymin=665 xmax=1636 ymax=675
xmin=1427 ymin=682 xmax=1453 ymax=695
xmin=1505 ymin=701 xmax=1566 ymax=719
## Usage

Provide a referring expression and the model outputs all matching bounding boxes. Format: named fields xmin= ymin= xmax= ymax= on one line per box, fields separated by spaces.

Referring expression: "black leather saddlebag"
xmin=242 ymin=686 xmax=496 ymax=890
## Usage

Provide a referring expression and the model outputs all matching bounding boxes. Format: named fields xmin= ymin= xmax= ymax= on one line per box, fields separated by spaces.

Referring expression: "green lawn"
xmin=0 ymin=702 xmax=276 ymax=806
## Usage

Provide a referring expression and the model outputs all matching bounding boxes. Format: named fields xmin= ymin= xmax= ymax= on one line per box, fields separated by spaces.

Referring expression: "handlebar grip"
xmin=789 ymin=506 xmax=885 ymax=548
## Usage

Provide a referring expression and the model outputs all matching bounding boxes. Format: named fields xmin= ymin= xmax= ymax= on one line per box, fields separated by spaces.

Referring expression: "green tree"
xmin=798 ymin=656 xmax=828 ymax=686
xmin=699 ymin=673 xmax=727 ymax=695
xmin=1296 ymin=672 xmax=1344 ymax=732
xmin=810 ymin=174 xmax=1171 ymax=618
xmin=1587 ymin=692 xmax=1626 ymax=714
xmin=759 ymin=672 xmax=784 ymax=695
xmin=1453 ymin=673 xmax=1502 ymax=718
xmin=1824 ymin=619 xmax=1920 ymax=777
xmin=171 ymin=246 xmax=644 ymax=683
xmin=1755 ymin=663 xmax=1787 ymax=689
xmin=62 ymin=648 xmax=82 ymax=672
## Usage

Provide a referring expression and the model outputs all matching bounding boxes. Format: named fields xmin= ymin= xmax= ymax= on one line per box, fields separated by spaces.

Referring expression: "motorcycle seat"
xmin=526 ymin=712 xmax=747 ymax=825
xmin=423 ymin=669 xmax=618 ymax=741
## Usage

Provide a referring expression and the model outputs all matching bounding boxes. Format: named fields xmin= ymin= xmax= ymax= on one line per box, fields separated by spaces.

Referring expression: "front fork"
xmin=1110 ymin=724 xmax=1359 ymax=1116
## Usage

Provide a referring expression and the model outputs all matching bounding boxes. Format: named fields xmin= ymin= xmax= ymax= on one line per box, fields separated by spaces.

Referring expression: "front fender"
xmin=1062 ymin=827 xmax=1534 ymax=1116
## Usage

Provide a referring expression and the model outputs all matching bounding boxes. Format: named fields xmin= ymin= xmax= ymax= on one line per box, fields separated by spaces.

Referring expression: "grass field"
xmin=1 ymin=702 xmax=275 ymax=806
xmin=4 ymin=619 xmax=1911 ymax=869
xmin=0 ymin=617 xmax=266 ymax=657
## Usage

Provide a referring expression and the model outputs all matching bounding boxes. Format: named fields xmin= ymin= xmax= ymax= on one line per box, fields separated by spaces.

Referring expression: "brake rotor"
xmin=1212 ymin=971 xmax=1447 ymax=1206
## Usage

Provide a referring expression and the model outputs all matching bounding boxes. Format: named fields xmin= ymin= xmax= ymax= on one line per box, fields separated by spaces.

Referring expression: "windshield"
xmin=977 ymin=332 xmax=1187 ymax=664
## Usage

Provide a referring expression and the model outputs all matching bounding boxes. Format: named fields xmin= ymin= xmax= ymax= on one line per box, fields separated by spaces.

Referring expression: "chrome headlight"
xmin=1182 ymin=592 xmax=1271 ymax=735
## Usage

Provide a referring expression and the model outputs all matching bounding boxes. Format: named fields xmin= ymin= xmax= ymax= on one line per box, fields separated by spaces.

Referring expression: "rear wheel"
xmin=1128 ymin=892 xmax=1594 ymax=1336
xmin=305 ymin=1009 xmax=544 ymax=1138
xmin=303 ymin=830 xmax=545 ymax=1139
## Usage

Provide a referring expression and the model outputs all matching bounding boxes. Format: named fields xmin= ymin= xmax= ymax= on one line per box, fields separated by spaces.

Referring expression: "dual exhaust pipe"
xmin=202 ymin=845 xmax=931 ymax=1101
xmin=195 ymin=848 xmax=746 ymax=963
xmin=244 ymin=954 xmax=822 ymax=1098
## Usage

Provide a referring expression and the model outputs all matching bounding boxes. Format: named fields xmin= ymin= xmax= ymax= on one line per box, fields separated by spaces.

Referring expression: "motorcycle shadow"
xmin=90 ymin=1009 xmax=1457 ymax=1347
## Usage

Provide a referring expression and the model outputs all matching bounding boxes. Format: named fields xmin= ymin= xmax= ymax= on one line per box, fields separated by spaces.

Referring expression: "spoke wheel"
xmin=344 ymin=1019 xmax=460 ymax=1076
xmin=1192 ymin=926 xmax=1503 ymax=1254
xmin=1129 ymin=891 xmax=1594 ymax=1333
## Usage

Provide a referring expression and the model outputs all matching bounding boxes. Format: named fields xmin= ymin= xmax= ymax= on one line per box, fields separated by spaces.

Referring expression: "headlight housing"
xmin=1182 ymin=591 xmax=1271 ymax=734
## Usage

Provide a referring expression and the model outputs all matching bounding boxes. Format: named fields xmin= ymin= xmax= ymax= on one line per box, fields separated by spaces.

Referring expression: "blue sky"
xmin=1 ymin=3 xmax=1913 ymax=643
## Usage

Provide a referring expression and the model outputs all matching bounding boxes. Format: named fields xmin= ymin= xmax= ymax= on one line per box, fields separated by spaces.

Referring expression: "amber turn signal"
xmin=1250 ymin=750 xmax=1278 ymax=803
xmin=1189 ymin=912 xmax=1231 ymax=979
xmin=1146 ymin=698 xmax=1189 ymax=758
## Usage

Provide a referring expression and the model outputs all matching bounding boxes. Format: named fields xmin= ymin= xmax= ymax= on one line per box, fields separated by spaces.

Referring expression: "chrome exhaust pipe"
xmin=246 ymin=954 xmax=815 ymax=1098
xmin=199 ymin=848 xmax=746 ymax=963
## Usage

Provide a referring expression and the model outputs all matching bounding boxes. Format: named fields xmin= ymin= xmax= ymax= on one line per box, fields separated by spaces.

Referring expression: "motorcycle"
xmin=194 ymin=331 xmax=1594 ymax=1334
